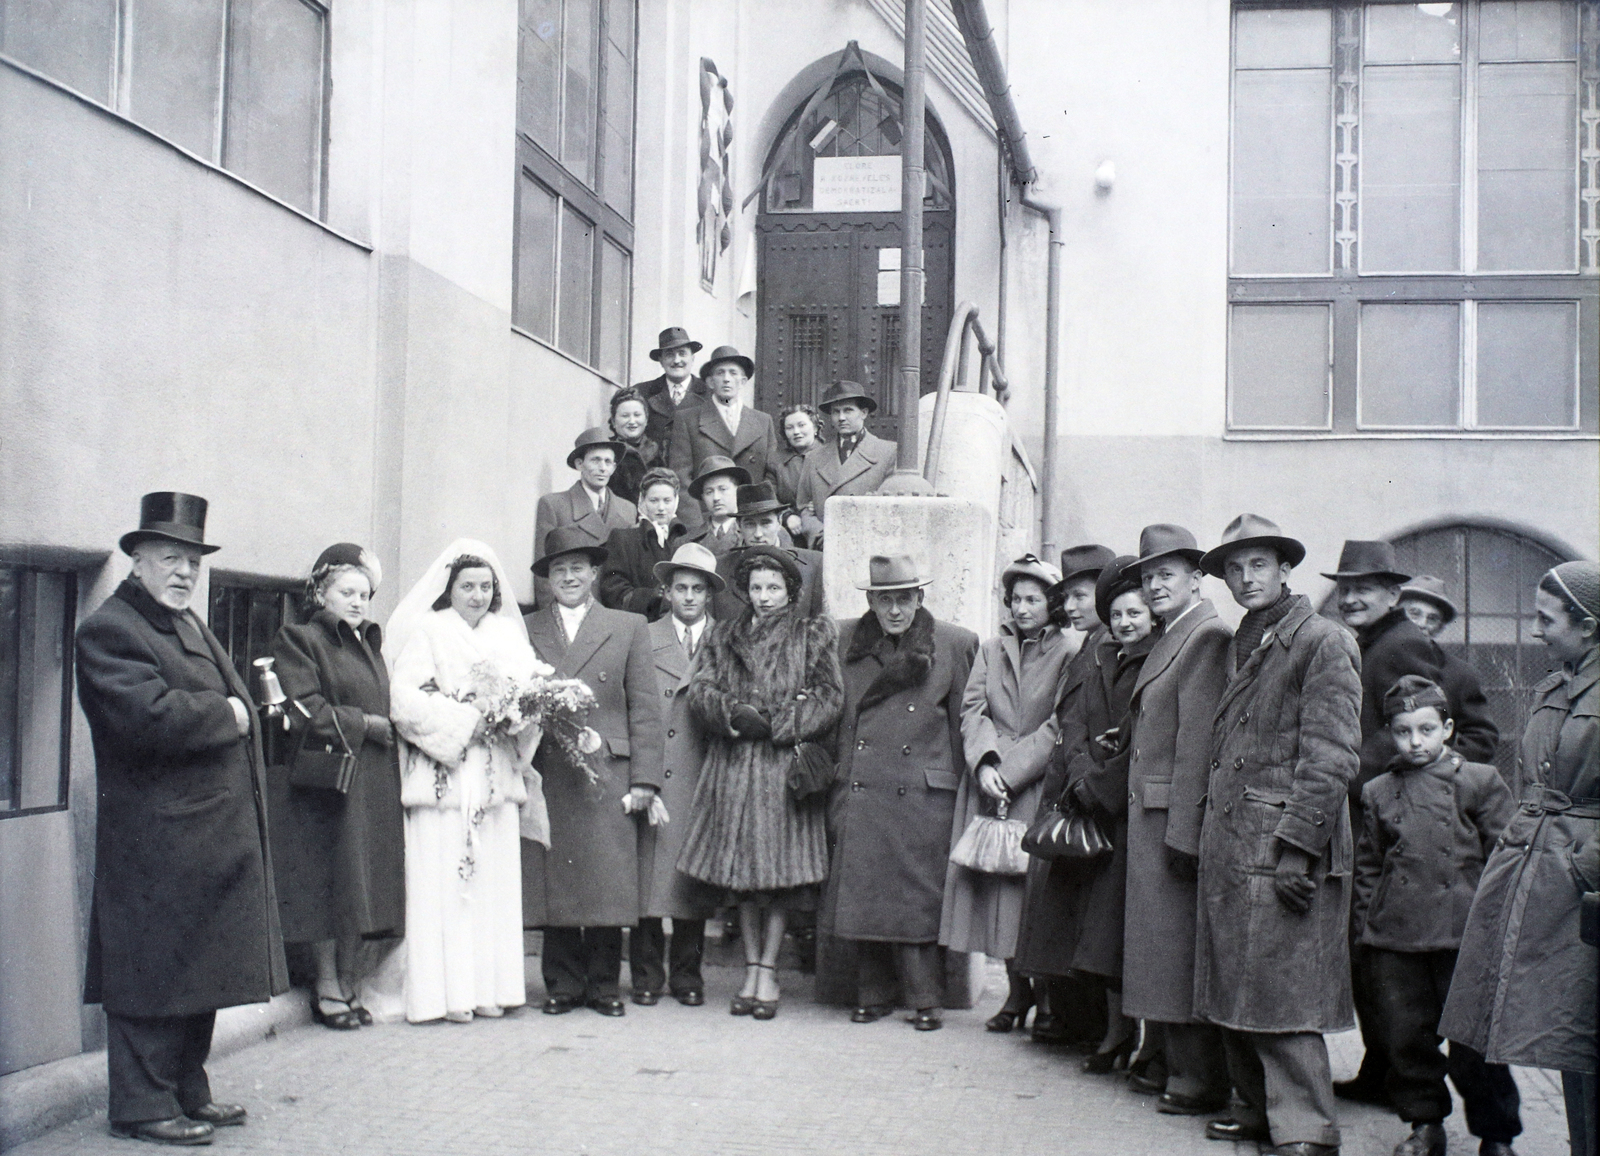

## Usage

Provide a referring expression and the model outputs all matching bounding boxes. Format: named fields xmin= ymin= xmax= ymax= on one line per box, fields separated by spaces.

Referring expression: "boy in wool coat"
xmin=1353 ymin=675 xmax=1522 ymax=1156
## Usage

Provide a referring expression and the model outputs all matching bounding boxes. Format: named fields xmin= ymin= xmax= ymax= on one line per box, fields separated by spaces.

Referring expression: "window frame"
xmin=0 ymin=563 xmax=78 ymax=821
xmin=207 ymin=569 xmax=303 ymax=687
xmin=512 ymin=0 xmax=637 ymax=385
xmin=1226 ymin=0 xmax=1600 ymax=438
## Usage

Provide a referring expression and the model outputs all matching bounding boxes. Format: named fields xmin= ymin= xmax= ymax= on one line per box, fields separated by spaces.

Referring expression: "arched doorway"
xmin=754 ymin=66 xmax=956 ymax=420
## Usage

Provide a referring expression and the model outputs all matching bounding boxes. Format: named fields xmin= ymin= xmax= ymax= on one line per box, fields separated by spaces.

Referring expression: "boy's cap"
xmin=1384 ymin=674 xmax=1450 ymax=721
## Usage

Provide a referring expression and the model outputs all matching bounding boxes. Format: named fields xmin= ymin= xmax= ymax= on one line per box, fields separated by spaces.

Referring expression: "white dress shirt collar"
xmin=557 ymin=598 xmax=592 ymax=642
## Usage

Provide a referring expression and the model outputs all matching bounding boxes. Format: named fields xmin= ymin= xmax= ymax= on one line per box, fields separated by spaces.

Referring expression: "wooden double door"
xmin=754 ymin=212 xmax=953 ymax=420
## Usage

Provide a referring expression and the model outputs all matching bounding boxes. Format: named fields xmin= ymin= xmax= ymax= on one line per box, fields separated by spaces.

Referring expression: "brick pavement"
xmin=10 ymin=961 xmax=1572 ymax=1156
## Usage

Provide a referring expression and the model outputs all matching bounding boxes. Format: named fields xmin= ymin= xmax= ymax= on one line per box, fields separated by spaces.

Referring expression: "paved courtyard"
xmin=11 ymin=961 xmax=1573 ymax=1156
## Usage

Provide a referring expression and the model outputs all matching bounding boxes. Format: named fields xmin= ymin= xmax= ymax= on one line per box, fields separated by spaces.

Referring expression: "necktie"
xmin=682 ymin=625 xmax=697 ymax=659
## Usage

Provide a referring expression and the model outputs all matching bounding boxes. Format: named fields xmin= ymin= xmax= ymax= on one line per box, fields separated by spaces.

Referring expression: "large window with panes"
xmin=0 ymin=564 xmax=76 ymax=818
xmin=0 ymin=0 xmax=329 ymax=215
xmin=1228 ymin=0 xmax=1599 ymax=434
xmin=514 ymin=0 xmax=637 ymax=385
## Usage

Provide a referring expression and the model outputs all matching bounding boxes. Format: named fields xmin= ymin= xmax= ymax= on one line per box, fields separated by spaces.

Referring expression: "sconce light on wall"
xmin=1094 ymin=160 xmax=1116 ymax=194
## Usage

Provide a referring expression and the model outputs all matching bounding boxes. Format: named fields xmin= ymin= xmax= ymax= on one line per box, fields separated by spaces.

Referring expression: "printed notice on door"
xmin=812 ymin=155 xmax=901 ymax=212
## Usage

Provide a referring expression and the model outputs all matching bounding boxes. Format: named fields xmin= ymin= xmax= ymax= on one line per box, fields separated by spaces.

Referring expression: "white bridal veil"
xmin=383 ymin=538 xmax=528 ymax=670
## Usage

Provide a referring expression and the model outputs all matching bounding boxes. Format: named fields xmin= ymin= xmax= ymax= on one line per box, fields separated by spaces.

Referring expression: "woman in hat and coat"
xmin=1442 ymin=560 xmax=1599 ymax=1156
xmin=599 ymin=467 xmax=690 ymax=620
xmin=268 ymin=544 xmax=405 ymax=1029
xmin=386 ymin=541 xmax=549 ymax=1023
xmin=943 ymin=554 xmax=1074 ymax=1032
xmin=679 ymin=545 xmax=843 ymax=1019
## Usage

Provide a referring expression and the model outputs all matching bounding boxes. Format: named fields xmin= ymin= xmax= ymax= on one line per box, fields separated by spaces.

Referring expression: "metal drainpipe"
xmin=951 ymin=0 xmax=1062 ymax=559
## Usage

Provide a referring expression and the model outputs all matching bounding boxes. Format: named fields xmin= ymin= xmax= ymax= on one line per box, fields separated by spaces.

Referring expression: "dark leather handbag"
xmin=288 ymin=703 xmax=358 ymax=794
xmin=1022 ymin=796 xmax=1113 ymax=863
xmin=785 ymin=741 xmax=836 ymax=801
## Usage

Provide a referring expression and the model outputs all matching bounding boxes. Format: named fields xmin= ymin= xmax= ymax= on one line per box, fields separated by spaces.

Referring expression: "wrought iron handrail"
xmin=923 ymin=301 xmax=1010 ymax=484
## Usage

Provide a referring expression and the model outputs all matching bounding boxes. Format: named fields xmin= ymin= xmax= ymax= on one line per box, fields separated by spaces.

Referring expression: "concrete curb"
xmin=0 ymin=989 xmax=312 ymax=1152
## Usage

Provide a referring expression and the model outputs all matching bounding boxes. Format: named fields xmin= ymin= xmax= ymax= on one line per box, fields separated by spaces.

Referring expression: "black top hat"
xmin=735 ymin=482 xmax=787 ymax=519
xmin=1199 ymin=514 xmax=1307 ymax=579
xmin=649 ymin=327 xmax=702 ymax=361
xmin=1126 ymin=524 xmax=1206 ymax=573
xmin=567 ymin=426 xmax=628 ymax=470
xmin=688 ymin=455 xmax=752 ymax=499
xmin=532 ymin=526 xmax=609 ymax=577
xmin=1320 ymin=540 xmax=1411 ymax=585
xmin=818 ymin=380 xmax=877 ymax=414
xmin=1095 ymin=555 xmax=1144 ymax=628
xmin=698 ymin=345 xmax=755 ymax=379
xmin=1058 ymin=544 xmax=1117 ymax=584
xmin=119 ymin=492 xmax=220 ymax=556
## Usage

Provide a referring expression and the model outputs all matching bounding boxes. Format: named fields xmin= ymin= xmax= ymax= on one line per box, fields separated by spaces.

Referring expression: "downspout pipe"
xmin=951 ymin=0 xmax=1061 ymax=560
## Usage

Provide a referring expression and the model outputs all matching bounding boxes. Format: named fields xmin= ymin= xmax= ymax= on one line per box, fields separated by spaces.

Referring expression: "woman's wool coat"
xmin=1193 ymin=595 xmax=1362 ymax=1034
xmin=268 ymin=611 xmax=405 ymax=943
xmin=520 ymin=603 xmax=663 ymax=928
xmin=1121 ymin=599 xmax=1233 ymax=1023
xmin=1052 ymin=631 xmax=1155 ymax=979
xmin=823 ymin=609 xmax=978 ymax=943
xmin=599 ymin=520 xmax=688 ymax=620
xmin=941 ymin=623 xmax=1074 ymax=959
xmin=77 ymin=579 xmax=289 ymax=1016
xmin=678 ymin=608 xmax=843 ymax=892
xmin=1013 ymin=626 xmax=1100 ymax=976
xmin=1441 ymin=647 xmax=1598 ymax=1073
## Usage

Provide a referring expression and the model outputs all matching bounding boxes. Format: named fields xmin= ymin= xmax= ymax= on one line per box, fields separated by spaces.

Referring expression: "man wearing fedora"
xmin=635 ymin=326 xmax=707 ymax=449
xmin=794 ymin=381 xmax=897 ymax=546
xmin=630 ymin=543 xmax=726 ymax=1008
xmin=824 ymin=555 xmax=978 ymax=1031
xmin=533 ymin=427 xmax=639 ymax=608
xmin=523 ymin=527 xmax=664 ymax=1017
xmin=713 ymin=482 xmax=825 ymax=619
xmin=684 ymin=455 xmax=751 ymax=557
xmin=1193 ymin=514 xmax=1363 ymax=1156
xmin=75 ymin=493 xmax=288 ymax=1145
xmin=1323 ymin=541 xmax=1499 ymax=1107
xmin=1119 ymin=525 xmax=1233 ymax=1115
xmin=668 ymin=346 xmax=780 ymax=494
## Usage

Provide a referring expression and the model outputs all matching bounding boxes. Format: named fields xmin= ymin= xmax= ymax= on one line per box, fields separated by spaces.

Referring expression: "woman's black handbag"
xmin=1021 ymin=796 xmax=1113 ymax=863
xmin=785 ymin=741 xmax=836 ymax=801
xmin=288 ymin=703 xmax=357 ymax=794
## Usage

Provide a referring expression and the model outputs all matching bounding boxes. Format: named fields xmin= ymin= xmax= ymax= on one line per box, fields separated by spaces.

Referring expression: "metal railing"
xmin=923 ymin=300 xmax=1010 ymax=484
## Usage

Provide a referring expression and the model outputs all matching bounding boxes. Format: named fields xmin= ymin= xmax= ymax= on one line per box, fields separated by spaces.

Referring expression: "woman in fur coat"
xmin=678 ymin=545 xmax=843 ymax=1018
xmin=386 ymin=541 xmax=550 ymax=1024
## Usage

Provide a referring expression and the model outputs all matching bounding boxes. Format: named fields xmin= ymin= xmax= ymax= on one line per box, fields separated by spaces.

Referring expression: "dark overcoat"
xmin=795 ymin=430 xmax=897 ymax=515
xmin=668 ymin=403 xmax=781 ymax=491
xmin=598 ymin=520 xmax=689 ymax=621
xmin=636 ymin=614 xmax=719 ymax=919
xmin=77 ymin=578 xmax=289 ymax=1017
xmin=1014 ymin=626 xmax=1102 ymax=976
xmin=521 ymin=603 xmax=664 ymax=928
xmin=607 ymin=436 xmax=665 ymax=506
xmin=773 ymin=444 xmax=819 ymax=511
xmin=532 ymin=482 xmax=638 ymax=608
xmin=268 ymin=612 xmax=405 ymax=943
xmin=1441 ymin=647 xmax=1598 ymax=1073
xmin=713 ymin=544 xmax=825 ymax=620
xmin=637 ymin=372 xmax=706 ymax=452
xmin=1193 ymin=595 xmax=1362 ymax=1034
xmin=823 ymin=610 xmax=978 ymax=943
xmin=1122 ymin=600 xmax=1233 ymax=1022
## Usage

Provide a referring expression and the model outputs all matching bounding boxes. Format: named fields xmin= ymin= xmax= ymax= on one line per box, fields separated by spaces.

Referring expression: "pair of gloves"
xmin=729 ymin=703 xmax=772 ymax=741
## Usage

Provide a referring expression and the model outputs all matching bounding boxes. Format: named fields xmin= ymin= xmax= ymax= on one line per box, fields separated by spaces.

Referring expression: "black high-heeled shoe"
xmin=751 ymin=963 xmax=780 ymax=1020
xmin=985 ymin=999 xmax=1034 ymax=1033
xmin=311 ymin=992 xmax=361 ymax=1030
xmin=730 ymin=962 xmax=760 ymax=1016
xmin=1082 ymin=1035 xmax=1136 ymax=1073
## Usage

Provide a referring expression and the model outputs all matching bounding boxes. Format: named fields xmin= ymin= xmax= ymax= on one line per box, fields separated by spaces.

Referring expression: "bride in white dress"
xmin=386 ymin=540 xmax=551 ymax=1023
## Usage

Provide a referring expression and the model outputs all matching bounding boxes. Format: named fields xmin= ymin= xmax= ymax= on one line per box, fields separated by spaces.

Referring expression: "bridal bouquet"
xmin=454 ymin=662 xmax=605 ymax=786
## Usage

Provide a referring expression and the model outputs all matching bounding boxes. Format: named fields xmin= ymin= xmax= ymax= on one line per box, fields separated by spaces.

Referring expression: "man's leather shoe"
xmin=1394 ymin=1124 xmax=1446 ymax=1156
xmin=1333 ymin=1076 xmax=1388 ymax=1106
xmin=1127 ymin=1054 xmax=1168 ymax=1095
xmin=1264 ymin=1144 xmax=1339 ymax=1156
xmin=674 ymin=989 xmax=705 ymax=1007
xmin=109 ymin=1116 xmax=214 ymax=1145
xmin=186 ymin=1104 xmax=246 ymax=1128
xmin=1159 ymin=1091 xmax=1229 ymax=1116
xmin=1479 ymin=1144 xmax=1516 ymax=1156
xmin=910 ymin=1008 xmax=942 ymax=1031
xmin=631 ymin=990 xmax=659 ymax=1006
xmin=851 ymin=1004 xmax=894 ymax=1023
xmin=589 ymin=996 xmax=626 ymax=1016
xmin=542 ymin=996 xmax=579 ymax=1015
xmin=1207 ymin=1118 xmax=1272 ymax=1143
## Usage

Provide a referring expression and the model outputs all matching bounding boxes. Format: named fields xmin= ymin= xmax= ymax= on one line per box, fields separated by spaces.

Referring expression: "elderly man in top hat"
xmin=668 ymin=346 xmax=780 ymax=493
xmin=794 ymin=381 xmax=897 ymax=547
xmin=1322 ymin=541 xmax=1499 ymax=1106
xmin=1117 ymin=525 xmax=1234 ymax=1115
xmin=635 ymin=327 xmax=707 ymax=449
xmin=523 ymin=526 xmax=664 ymax=1017
xmin=629 ymin=542 xmax=725 ymax=1008
xmin=75 ymin=493 xmax=288 ymax=1145
xmin=824 ymin=555 xmax=978 ymax=1031
xmin=1193 ymin=514 xmax=1363 ymax=1156
xmin=533 ymin=427 xmax=639 ymax=608
xmin=712 ymin=482 xmax=825 ymax=619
